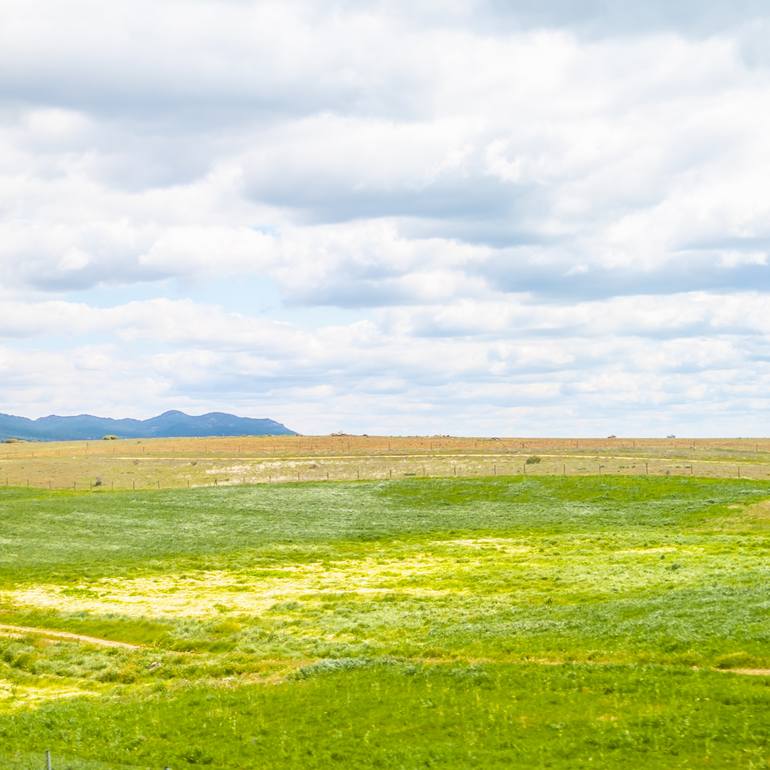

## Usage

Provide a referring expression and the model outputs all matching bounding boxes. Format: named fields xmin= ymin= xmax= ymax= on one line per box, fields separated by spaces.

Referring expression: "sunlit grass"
xmin=0 ymin=475 xmax=768 ymax=767
xmin=2 ymin=664 xmax=769 ymax=769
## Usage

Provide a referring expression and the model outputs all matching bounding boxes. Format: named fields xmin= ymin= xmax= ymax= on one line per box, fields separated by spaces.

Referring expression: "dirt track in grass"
xmin=0 ymin=624 xmax=141 ymax=649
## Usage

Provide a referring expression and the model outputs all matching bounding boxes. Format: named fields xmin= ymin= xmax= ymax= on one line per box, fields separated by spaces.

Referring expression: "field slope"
xmin=0 ymin=476 xmax=768 ymax=768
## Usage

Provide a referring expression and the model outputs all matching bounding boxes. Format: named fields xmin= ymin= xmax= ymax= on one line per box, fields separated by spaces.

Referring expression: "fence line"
xmin=1 ymin=457 xmax=766 ymax=491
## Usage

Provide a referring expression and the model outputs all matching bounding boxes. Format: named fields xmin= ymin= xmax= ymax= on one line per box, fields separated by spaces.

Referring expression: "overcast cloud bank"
xmin=2 ymin=1 xmax=770 ymax=435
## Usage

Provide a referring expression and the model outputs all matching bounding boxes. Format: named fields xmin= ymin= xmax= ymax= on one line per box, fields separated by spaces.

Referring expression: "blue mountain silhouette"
xmin=0 ymin=410 xmax=296 ymax=441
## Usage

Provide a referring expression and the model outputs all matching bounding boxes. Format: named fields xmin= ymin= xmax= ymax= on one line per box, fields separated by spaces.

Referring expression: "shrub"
xmin=103 ymin=434 xmax=118 ymax=440
xmin=525 ymin=455 xmax=542 ymax=465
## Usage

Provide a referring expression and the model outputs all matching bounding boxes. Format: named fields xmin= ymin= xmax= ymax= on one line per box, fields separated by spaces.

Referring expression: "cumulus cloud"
xmin=1 ymin=0 xmax=770 ymax=433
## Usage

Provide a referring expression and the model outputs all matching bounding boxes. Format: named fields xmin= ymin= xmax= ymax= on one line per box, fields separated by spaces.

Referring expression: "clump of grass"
xmin=291 ymin=658 xmax=373 ymax=679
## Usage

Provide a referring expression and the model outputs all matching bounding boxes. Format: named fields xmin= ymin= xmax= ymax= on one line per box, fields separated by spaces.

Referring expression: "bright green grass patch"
xmin=1 ymin=663 xmax=768 ymax=769
xmin=1 ymin=476 xmax=767 ymax=585
xmin=0 ymin=476 xmax=768 ymax=767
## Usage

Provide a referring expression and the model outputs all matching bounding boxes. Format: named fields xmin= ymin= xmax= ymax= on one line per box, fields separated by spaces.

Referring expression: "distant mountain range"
xmin=0 ymin=411 xmax=297 ymax=441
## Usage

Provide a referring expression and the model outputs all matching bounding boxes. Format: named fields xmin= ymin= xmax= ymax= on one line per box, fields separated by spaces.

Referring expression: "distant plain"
xmin=3 ymin=435 xmax=770 ymax=489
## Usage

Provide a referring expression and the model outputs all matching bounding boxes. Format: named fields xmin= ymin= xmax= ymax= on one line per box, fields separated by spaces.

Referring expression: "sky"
xmin=2 ymin=0 xmax=770 ymax=436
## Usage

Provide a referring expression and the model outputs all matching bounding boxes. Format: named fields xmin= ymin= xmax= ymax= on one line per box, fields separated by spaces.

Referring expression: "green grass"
xmin=0 ymin=476 xmax=768 ymax=768
xmin=2 ymin=664 xmax=768 ymax=769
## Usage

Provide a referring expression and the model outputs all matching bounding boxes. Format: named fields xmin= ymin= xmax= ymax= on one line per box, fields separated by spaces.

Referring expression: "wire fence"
xmin=2 ymin=455 xmax=768 ymax=491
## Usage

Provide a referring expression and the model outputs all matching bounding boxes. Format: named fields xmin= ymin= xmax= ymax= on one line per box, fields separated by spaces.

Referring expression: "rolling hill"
xmin=0 ymin=410 xmax=297 ymax=441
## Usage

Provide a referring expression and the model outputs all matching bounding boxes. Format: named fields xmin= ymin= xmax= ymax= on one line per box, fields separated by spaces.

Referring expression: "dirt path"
xmin=407 ymin=656 xmax=770 ymax=677
xmin=0 ymin=623 xmax=140 ymax=649
xmin=718 ymin=667 xmax=770 ymax=676
xmin=288 ymin=656 xmax=770 ymax=677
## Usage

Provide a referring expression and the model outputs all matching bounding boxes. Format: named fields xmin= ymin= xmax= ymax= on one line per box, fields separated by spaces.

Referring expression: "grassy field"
xmin=4 ymin=435 xmax=770 ymax=489
xmin=0 ymin=474 xmax=768 ymax=768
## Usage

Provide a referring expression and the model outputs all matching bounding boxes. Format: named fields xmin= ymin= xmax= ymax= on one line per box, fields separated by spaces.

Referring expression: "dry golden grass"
xmin=3 ymin=434 xmax=770 ymax=489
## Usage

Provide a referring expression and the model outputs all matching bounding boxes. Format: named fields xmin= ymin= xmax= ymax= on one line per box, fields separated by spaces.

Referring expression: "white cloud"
xmin=1 ymin=1 xmax=770 ymax=433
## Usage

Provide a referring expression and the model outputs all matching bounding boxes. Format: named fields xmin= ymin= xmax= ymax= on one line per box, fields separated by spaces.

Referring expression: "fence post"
xmin=46 ymin=750 xmax=52 ymax=770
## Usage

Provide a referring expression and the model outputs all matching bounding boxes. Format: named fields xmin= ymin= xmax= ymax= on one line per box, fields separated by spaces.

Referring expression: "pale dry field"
xmin=3 ymin=435 xmax=770 ymax=489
